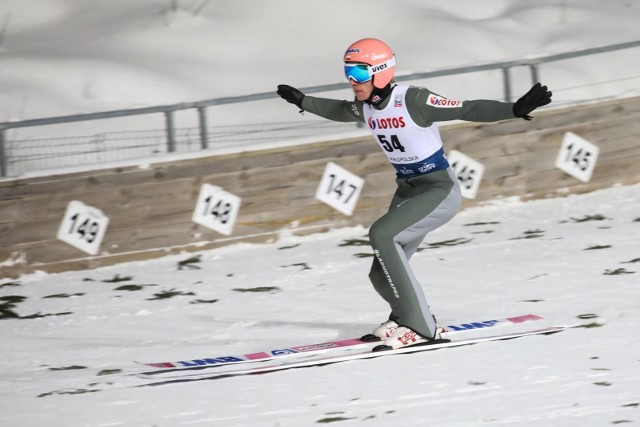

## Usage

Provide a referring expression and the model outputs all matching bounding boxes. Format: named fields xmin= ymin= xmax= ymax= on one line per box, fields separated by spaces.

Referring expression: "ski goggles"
xmin=344 ymin=55 xmax=396 ymax=83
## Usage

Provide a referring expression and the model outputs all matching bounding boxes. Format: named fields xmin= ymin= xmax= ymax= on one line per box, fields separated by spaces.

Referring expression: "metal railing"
xmin=1 ymin=39 xmax=639 ymax=178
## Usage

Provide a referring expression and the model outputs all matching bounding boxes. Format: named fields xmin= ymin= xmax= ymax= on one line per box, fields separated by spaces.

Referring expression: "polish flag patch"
xmin=427 ymin=95 xmax=463 ymax=108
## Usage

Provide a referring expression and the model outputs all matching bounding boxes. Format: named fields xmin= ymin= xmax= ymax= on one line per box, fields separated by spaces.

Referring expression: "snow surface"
xmin=2 ymin=1 xmax=640 ymax=426
xmin=1 ymin=183 xmax=639 ymax=426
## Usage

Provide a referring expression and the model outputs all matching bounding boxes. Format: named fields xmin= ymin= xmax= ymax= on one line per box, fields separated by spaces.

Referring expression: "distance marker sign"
xmin=192 ymin=184 xmax=241 ymax=236
xmin=57 ymin=200 xmax=109 ymax=255
xmin=555 ymin=132 xmax=599 ymax=182
xmin=447 ymin=150 xmax=485 ymax=199
xmin=315 ymin=162 xmax=364 ymax=216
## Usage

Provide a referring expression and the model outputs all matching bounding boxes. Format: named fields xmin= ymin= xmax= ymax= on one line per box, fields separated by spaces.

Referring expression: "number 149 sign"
xmin=57 ymin=200 xmax=109 ymax=255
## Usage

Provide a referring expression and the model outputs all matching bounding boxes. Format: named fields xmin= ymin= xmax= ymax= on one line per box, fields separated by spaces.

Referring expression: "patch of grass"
xmin=147 ymin=289 xmax=196 ymax=300
xmin=316 ymin=417 xmax=356 ymax=423
xmin=20 ymin=312 xmax=73 ymax=319
xmin=49 ymin=365 xmax=87 ymax=371
xmin=0 ymin=308 xmax=19 ymax=319
xmin=38 ymin=388 xmax=100 ymax=398
xmin=622 ymin=257 xmax=640 ymax=264
xmin=0 ymin=295 xmax=27 ymax=319
xmin=97 ymin=369 xmax=122 ymax=376
xmin=1 ymin=296 xmax=72 ymax=319
xmin=278 ymin=244 xmax=300 ymax=250
xmin=114 ymin=284 xmax=145 ymax=291
xmin=339 ymin=238 xmax=370 ymax=247
xmin=178 ymin=255 xmax=202 ymax=270
xmin=113 ymin=284 xmax=157 ymax=291
xmin=584 ymin=245 xmax=612 ymax=250
xmin=464 ymin=221 xmax=500 ymax=226
xmin=575 ymin=322 xmax=604 ymax=329
xmin=603 ymin=268 xmax=635 ymax=276
xmin=102 ymin=274 xmax=133 ymax=283
xmin=622 ymin=403 xmax=639 ymax=408
xmin=567 ymin=214 xmax=609 ymax=223
xmin=0 ymin=295 xmax=27 ymax=304
xmin=281 ymin=262 xmax=311 ymax=270
xmin=233 ymin=286 xmax=280 ymax=293
xmin=190 ymin=299 xmax=219 ymax=304
xmin=0 ymin=281 xmax=20 ymax=288
xmin=353 ymin=252 xmax=373 ymax=258
xmin=511 ymin=229 xmax=544 ymax=240
xmin=594 ymin=381 xmax=612 ymax=386
xmin=43 ymin=293 xmax=84 ymax=299
xmin=426 ymin=237 xmax=473 ymax=248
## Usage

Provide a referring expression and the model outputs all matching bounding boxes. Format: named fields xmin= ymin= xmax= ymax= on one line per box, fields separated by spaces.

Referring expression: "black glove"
xmin=513 ymin=83 xmax=552 ymax=120
xmin=277 ymin=84 xmax=305 ymax=110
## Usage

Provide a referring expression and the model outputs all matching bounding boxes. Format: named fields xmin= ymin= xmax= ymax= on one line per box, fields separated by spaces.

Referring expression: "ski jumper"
xmin=301 ymin=85 xmax=515 ymax=339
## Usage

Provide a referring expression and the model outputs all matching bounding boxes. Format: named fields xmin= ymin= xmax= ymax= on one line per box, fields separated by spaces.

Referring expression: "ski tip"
xmin=134 ymin=361 xmax=176 ymax=369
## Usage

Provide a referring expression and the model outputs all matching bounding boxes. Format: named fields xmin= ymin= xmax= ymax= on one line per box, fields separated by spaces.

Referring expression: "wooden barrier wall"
xmin=1 ymin=97 xmax=639 ymax=278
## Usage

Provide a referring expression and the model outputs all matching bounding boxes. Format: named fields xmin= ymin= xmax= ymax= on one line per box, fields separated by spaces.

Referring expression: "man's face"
xmin=350 ymin=79 xmax=374 ymax=102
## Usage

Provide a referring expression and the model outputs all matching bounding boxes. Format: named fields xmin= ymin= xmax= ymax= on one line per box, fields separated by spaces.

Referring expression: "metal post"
xmin=529 ymin=63 xmax=540 ymax=85
xmin=197 ymin=107 xmax=209 ymax=149
xmin=165 ymin=111 xmax=176 ymax=153
xmin=0 ymin=129 xmax=7 ymax=177
xmin=502 ymin=67 xmax=512 ymax=103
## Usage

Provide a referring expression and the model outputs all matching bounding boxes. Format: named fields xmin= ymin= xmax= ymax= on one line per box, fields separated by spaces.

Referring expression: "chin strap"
xmin=366 ymin=84 xmax=395 ymax=106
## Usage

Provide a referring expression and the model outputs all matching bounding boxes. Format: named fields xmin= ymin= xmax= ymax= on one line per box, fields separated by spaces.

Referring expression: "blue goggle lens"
xmin=344 ymin=64 xmax=371 ymax=83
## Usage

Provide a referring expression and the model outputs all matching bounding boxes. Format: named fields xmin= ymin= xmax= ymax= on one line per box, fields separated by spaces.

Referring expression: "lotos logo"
xmin=368 ymin=116 xmax=406 ymax=130
xmin=427 ymin=95 xmax=463 ymax=108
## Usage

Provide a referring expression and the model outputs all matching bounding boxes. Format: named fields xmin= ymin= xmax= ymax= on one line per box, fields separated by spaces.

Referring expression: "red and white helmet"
xmin=343 ymin=38 xmax=396 ymax=89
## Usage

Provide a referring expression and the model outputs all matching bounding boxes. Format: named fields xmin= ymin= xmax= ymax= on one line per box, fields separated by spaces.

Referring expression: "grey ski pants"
xmin=368 ymin=168 xmax=462 ymax=339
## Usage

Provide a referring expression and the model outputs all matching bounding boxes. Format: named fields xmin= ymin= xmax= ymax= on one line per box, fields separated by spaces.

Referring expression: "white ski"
xmin=137 ymin=325 xmax=567 ymax=385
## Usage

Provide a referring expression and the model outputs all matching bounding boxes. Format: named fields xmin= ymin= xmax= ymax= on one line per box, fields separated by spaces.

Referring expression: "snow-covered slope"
xmin=1 ymin=183 xmax=639 ymax=426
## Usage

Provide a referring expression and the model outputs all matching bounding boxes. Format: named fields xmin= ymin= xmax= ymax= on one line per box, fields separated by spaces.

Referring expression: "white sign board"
xmin=192 ymin=184 xmax=241 ymax=236
xmin=555 ymin=132 xmax=599 ymax=182
xmin=447 ymin=150 xmax=485 ymax=199
xmin=315 ymin=162 xmax=364 ymax=216
xmin=57 ymin=200 xmax=109 ymax=255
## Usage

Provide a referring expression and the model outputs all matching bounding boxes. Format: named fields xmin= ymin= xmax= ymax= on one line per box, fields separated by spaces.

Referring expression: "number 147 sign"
xmin=315 ymin=162 xmax=364 ymax=216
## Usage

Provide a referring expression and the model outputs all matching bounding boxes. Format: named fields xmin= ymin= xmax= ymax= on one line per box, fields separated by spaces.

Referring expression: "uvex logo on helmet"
xmin=371 ymin=63 xmax=388 ymax=73
xmin=368 ymin=117 xmax=406 ymax=130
